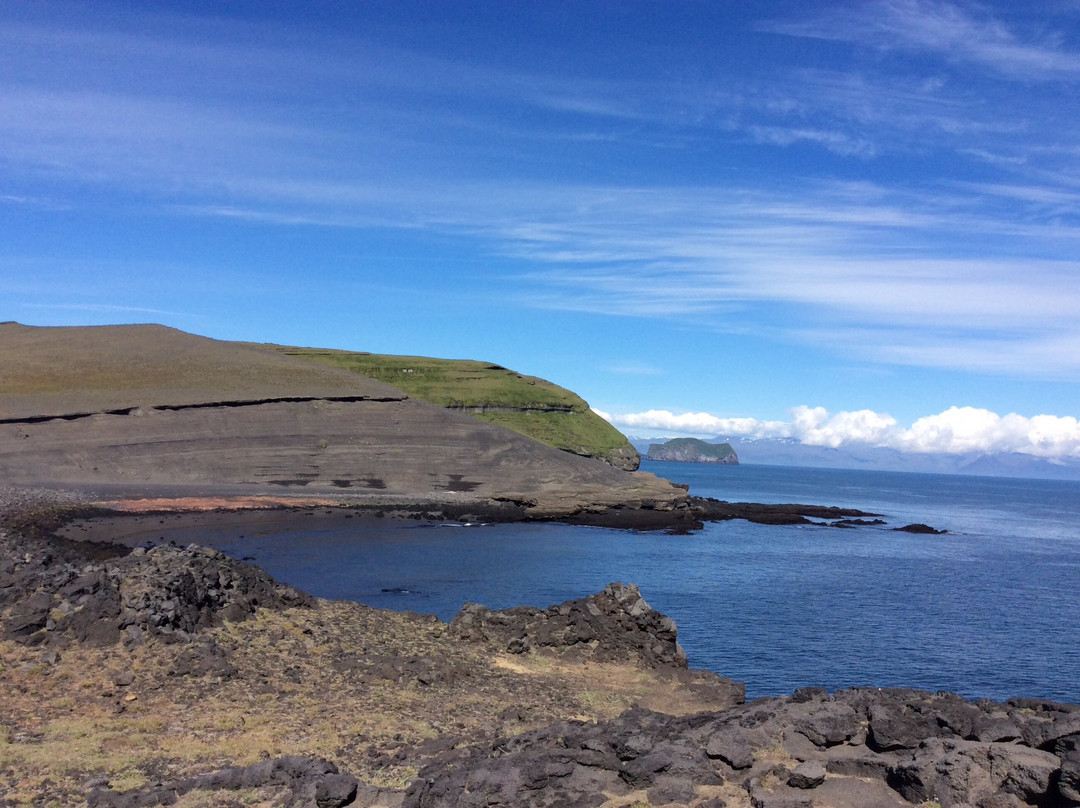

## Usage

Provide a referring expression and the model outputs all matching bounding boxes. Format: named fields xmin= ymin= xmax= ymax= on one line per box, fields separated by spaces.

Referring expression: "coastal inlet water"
xmin=207 ymin=463 xmax=1080 ymax=703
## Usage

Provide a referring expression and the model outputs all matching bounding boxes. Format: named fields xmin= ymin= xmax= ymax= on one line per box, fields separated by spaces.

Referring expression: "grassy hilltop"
xmin=263 ymin=345 xmax=640 ymax=470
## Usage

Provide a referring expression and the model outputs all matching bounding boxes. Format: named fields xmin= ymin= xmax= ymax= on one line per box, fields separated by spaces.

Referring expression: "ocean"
xmin=207 ymin=463 xmax=1080 ymax=703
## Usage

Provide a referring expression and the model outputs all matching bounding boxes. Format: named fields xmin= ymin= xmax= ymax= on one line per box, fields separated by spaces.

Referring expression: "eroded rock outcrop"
xmin=449 ymin=582 xmax=691 ymax=669
xmin=0 ymin=527 xmax=311 ymax=649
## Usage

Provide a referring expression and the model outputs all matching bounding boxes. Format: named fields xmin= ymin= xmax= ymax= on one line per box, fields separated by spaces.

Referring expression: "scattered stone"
xmin=86 ymin=755 xmax=357 ymax=808
xmin=788 ymin=761 xmax=826 ymax=789
xmin=403 ymin=688 xmax=1080 ymax=807
xmin=706 ymin=727 xmax=755 ymax=769
xmin=112 ymin=669 xmax=134 ymax=687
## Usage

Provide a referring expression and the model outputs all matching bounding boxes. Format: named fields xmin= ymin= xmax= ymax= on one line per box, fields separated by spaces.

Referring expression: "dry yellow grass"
xmin=0 ymin=322 xmax=399 ymax=419
xmin=0 ymin=599 xmax=737 ymax=806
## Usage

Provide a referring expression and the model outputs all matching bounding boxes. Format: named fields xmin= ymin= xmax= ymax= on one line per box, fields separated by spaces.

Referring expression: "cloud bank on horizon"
xmin=597 ymin=406 xmax=1080 ymax=460
xmin=1 ymin=1 xmax=1079 ymax=441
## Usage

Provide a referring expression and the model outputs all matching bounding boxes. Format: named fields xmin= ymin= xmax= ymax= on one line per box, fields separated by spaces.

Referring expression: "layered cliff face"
xmin=258 ymin=346 xmax=641 ymax=471
xmin=0 ymin=323 xmax=682 ymax=518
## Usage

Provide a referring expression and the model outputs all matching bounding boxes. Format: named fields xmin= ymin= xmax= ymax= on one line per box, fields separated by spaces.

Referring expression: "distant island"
xmin=646 ymin=437 xmax=739 ymax=464
xmin=632 ymin=435 xmax=1080 ymax=481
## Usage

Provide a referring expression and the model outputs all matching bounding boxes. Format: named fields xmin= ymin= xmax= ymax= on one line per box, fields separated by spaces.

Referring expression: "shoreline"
xmin=21 ymin=479 xmax=893 ymax=547
xmin=55 ymin=497 xmax=890 ymax=548
xmin=2 ymin=487 xmax=1079 ymax=807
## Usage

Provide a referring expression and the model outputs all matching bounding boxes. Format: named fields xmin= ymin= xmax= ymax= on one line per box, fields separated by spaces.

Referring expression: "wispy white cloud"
xmin=954 ymin=182 xmax=1080 ymax=209
xmin=3 ymin=4 xmax=1080 ymax=386
xmin=0 ymin=193 xmax=67 ymax=210
xmin=169 ymin=176 xmax=1080 ymax=379
xmin=746 ymin=125 xmax=877 ymax=158
xmin=598 ymin=405 xmax=1080 ymax=458
xmin=850 ymin=330 xmax=1080 ymax=379
xmin=0 ymin=4 xmax=1049 ymax=206
xmin=958 ymin=149 xmax=1029 ymax=168
xmin=769 ymin=1 xmax=1080 ymax=80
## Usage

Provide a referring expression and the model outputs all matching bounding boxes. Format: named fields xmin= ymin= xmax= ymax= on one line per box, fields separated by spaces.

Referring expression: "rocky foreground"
xmin=2 ymin=492 xmax=1077 ymax=808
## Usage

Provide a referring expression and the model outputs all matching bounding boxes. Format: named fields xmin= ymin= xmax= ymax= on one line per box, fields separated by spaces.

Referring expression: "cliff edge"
xmin=260 ymin=344 xmax=641 ymax=471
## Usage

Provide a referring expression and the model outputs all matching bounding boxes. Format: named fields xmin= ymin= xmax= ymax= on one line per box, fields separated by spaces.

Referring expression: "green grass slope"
xmin=263 ymin=346 xmax=639 ymax=470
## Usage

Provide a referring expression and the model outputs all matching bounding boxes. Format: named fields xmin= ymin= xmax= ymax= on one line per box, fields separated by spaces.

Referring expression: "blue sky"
xmin=3 ymin=1 xmax=1080 ymax=457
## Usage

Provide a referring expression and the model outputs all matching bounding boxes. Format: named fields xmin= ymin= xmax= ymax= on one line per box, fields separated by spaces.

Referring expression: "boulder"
xmin=788 ymin=761 xmax=827 ymax=789
xmin=794 ymin=703 xmax=861 ymax=747
xmin=886 ymin=738 xmax=1059 ymax=807
xmin=706 ymin=727 xmax=755 ymax=769
xmin=3 ymin=590 xmax=54 ymax=638
xmin=1057 ymin=734 xmax=1080 ymax=805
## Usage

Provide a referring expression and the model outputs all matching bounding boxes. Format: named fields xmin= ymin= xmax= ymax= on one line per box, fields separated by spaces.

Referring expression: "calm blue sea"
xmin=209 ymin=463 xmax=1080 ymax=703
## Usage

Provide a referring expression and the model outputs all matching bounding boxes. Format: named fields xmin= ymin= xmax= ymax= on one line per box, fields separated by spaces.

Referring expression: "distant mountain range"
xmin=630 ymin=435 xmax=1080 ymax=481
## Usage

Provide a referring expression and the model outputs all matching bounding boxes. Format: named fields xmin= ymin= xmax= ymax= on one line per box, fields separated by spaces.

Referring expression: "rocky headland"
xmin=0 ymin=323 xmax=913 ymax=534
xmin=1 ymin=489 xmax=1077 ymax=808
xmin=0 ymin=323 xmax=688 ymax=526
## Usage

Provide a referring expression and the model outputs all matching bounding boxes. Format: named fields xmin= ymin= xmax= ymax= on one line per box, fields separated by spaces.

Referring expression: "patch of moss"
xmin=474 ymin=410 xmax=630 ymax=462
